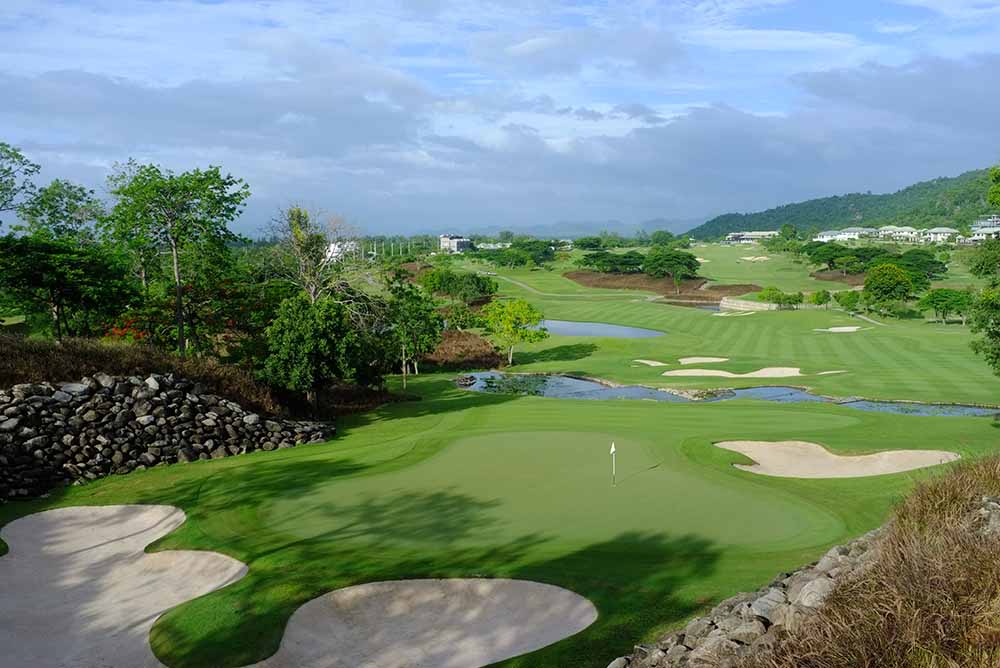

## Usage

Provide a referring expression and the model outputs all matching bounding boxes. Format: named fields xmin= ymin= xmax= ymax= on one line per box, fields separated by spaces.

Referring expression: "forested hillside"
xmin=689 ymin=168 xmax=993 ymax=239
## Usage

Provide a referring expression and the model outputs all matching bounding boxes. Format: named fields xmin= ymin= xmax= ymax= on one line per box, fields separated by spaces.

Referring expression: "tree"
xmin=918 ymin=288 xmax=973 ymax=324
xmin=0 ymin=236 xmax=136 ymax=339
xmin=810 ymin=289 xmax=831 ymax=308
xmin=481 ymin=298 xmax=548 ymax=365
xmin=0 ymin=143 xmax=39 ymax=226
xmin=104 ymin=161 xmax=250 ymax=357
xmin=863 ymin=263 xmax=913 ymax=314
xmin=268 ymin=206 xmax=359 ymax=305
xmin=808 ymin=242 xmax=849 ymax=270
xmin=971 ymin=286 xmax=1000 ymax=376
xmin=990 ymin=166 xmax=1000 ymax=209
xmin=263 ymin=294 xmax=355 ymax=410
xmin=650 ymin=230 xmax=675 ymax=246
xmin=388 ymin=282 xmax=443 ymax=388
xmin=969 ymin=239 xmax=1000 ymax=285
xmin=780 ymin=223 xmax=798 ymax=240
xmin=833 ymin=255 xmax=863 ymax=275
xmin=644 ymin=247 xmax=700 ymax=293
xmin=575 ymin=236 xmax=602 ymax=250
xmin=16 ymin=179 xmax=104 ymax=240
xmin=834 ymin=290 xmax=861 ymax=312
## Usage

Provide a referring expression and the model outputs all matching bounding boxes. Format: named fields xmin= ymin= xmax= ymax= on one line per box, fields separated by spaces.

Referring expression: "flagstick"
xmin=611 ymin=441 xmax=617 ymax=487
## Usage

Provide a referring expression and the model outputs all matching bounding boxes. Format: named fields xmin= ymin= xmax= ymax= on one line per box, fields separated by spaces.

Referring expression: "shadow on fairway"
xmin=515 ymin=343 xmax=599 ymax=365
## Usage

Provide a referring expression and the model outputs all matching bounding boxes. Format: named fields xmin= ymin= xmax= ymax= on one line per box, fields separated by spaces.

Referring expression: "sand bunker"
xmin=817 ymin=370 xmax=848 ymax=376
xmin=678 ymin=356 xmax=729 ymax=365
xmin=714 ymin=440 xmax=960 ymax=478
xmin=249 ymin=579 xmax=597 ymax=668
xmin=634 ymin=359 xmax=668 ymax=366
xmin=712 ymin=311 xmax=755 ymax=317
xmin=663 ymin=367 xmax=805 ymax=378
xmin=740 ymin=256 xmax=770 ymax=262
xmin=1 ymin=506 xmax=596 ymax=668
xmin=696 ymin=257 xmax=711 ymax=263
xmin=0 ymin=505 xmax=247 ymax=668
xmin=814 ymin=326 xmax=869 ymax=333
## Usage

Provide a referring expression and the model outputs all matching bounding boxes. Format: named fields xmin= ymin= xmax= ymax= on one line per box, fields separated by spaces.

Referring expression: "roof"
xmin=925 ymin=227 xmax=958 ymax=234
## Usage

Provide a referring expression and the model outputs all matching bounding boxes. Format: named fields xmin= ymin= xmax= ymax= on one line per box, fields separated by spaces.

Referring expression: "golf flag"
xmin=610 ymin=442 xmax=616 ymax=486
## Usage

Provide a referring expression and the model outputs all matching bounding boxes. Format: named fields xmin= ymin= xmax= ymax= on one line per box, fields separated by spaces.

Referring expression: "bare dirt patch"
xmin=714 ymin=440 xmax=960 ymax=478
xmin=563 ymin=271 xmax=759 ymax=300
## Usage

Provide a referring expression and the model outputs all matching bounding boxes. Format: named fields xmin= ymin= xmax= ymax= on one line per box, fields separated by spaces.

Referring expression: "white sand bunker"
xmin=740 ymin=256 xmax=770 ymax=262
xmin=814 ymin=326 xmax=870 ymax=333
xmin=696 ymin=257 xmax=711 ymax=263
xmin=715 ymin=440 xmax=960 ymax=478
xmin=663 ymin=367 xmax=805 ymax=378
xmin=679 ymin=356 xmax=729 ymax=365
xmin=634 ymin=359 xmax=668 ymax=366
xmin=0 ymin=505 xmax=247 ymax=668
xmin=712 ymin=311 xmax=755 ymax=317
xmin=250 ymin=579 xmax=597 ymax=668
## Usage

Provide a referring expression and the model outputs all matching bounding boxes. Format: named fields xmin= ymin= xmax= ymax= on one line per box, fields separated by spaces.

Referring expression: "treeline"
xmin=576 ymin=246 xmax=701 ymax=292
xmin=469 ymin=238 xmax=555 ymax=267
xmin=799 ymin=243 xmax=947 ymax=290
xmin=689 ymin=168 xmax=994 ymax=239
xmin=0 ymin=144 xmax=455 ymax=408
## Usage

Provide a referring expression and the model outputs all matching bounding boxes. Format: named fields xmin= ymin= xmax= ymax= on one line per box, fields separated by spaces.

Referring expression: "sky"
xmin=2 ymin=0 xmax=1000 ymax=235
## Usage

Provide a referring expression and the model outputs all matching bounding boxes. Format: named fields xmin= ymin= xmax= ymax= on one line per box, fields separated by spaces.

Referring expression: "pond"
xmin=537 ymin=320 xmax=666 ymax=338
xmin=459 ymin=373 xmax=998 ymax=418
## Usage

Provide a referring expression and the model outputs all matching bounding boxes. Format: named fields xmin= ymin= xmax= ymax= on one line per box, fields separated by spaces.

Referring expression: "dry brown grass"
xmin=422 ymin=330 xmax=503 ymax=370
xmin=563 ymin=270 xmax=760 ymax=298
xmin=744 ymin=457 xmax=1000 ymax=668
xmin=0 ymin=336 xmax=281 ymax=415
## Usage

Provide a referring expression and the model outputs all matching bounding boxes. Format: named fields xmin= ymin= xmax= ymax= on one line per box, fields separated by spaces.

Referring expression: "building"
xmin=877 ymin=225 xmax=920 ymax=242
xmin=973 ymin=215 xmax=1000 ymax=230
xmin=477 ymin=242 xmax=512 ymax=250
xmin=723 ymin=230 xmax=780 ymax=244
xmin=921 ymin=227 xmax=959 ymax=243
xmin=971 ymin=226 xmax=1000 ymax=243
xmin=439 ymin=234 xmax=472 ymax=253
xmin=325 ymin=240 xmax=359 ymax=262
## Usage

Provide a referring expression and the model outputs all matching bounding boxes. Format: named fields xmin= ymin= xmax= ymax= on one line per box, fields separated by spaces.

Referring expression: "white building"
xmin=877 ymin=225 xmax=920 ymax=242
xmin=813 ymin=227 xmax=877 ymax=243
xmin=477 ymin=242 xmax=512 ymax=250
xmin=971 ymin=227 xmax=1000 ymax=243
xmin=724 ymin=230 xmax=780 ymax=244
xmin=439 ymin=234 xmax=472 ymax=253
xmin=325 ymin=240 xmax=359 ymax=262
xmin=973 ymin=215 xmax=1000 ymax=230
xmin=921 ymin=227 xmax=959 ymax=243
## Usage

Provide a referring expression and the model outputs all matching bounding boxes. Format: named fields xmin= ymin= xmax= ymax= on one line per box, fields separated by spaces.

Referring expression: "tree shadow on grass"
xmin=514 ymin=343 xmax=599 ymax=365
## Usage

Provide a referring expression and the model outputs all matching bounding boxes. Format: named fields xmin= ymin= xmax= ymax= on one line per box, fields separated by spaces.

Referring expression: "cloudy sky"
xmin=2 ymin=0 xmax=1000 ymax=235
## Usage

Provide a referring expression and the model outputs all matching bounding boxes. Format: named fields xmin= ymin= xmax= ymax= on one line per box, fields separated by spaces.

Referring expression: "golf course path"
xmin=249 ymin=578 xmax=598 ymax=668
xmin=0 ymin=505 xmax=248 ymax=668
xmin=715 ymin=440 xmax=960 ymax=478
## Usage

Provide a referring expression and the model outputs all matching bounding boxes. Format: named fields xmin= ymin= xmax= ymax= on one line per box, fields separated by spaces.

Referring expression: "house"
xmin=477 ymin=242 xmax=512 ymax=250
xmin=723 ymin=231 xmax=780 ymax=244
xmin=973 ymin=215 xmax=1000 ymax=231
xmin=813 ymin=227 xmax=877 ymax=243
xmin=921 ymin=227 xmax=959 ymax=243
xmin=439 ymin=234 xmax=472 ymax=253
xmin=877 ymin=225 xmax=920 ymax=242
xmin=971 ymin=226 xmax=1000 ymax=243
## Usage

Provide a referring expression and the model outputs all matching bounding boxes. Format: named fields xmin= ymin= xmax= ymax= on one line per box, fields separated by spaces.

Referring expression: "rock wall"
xmin=0 ymin=373 xmax=335 ymax=501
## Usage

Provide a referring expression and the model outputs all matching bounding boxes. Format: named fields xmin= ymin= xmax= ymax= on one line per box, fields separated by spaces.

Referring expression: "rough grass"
xmin=744 ymin=456 xmax=1000 ymax=668
xmin=0 ymin=336 xmax=281 ymax=415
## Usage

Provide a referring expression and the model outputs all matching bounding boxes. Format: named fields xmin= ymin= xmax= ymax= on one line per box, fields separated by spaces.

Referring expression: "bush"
xmin=0 ymin=336 xmax=281 ymax=414
xmin=422 ymin=330 xmax=503 ymax=370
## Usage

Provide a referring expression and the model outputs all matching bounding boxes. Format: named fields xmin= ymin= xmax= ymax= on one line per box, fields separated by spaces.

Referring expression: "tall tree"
xmin=16 ymin=179 xmax=104 ymax=240
xmin=387 ymin=282 xmax=443 ymax=388
xmin=0 ymin=143 xmax=40 ymax=226
xmin=481 ymin=298 xmax=548 ymax=365
xmin=990 ymin=166 xmax=1000 ymax=208
xmin=104 ymin=161 xmax=250 ymax=357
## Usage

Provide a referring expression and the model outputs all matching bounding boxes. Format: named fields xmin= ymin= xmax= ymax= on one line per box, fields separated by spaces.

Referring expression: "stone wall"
xmin=0 ymin=373 xmax=335 ymax=501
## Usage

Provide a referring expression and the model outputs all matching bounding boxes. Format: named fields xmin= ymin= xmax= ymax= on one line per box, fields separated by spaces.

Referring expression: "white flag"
xmin=610 ymin=442 xmax=616 ymax=455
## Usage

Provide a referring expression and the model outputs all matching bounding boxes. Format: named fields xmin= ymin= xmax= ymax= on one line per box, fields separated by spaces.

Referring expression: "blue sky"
xmin=2 ymin=0 xmax=999 ymax=234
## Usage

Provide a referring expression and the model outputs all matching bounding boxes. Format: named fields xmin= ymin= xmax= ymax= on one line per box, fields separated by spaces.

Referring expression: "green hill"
xmin=688 ymin=168 xmax=994 ymax=239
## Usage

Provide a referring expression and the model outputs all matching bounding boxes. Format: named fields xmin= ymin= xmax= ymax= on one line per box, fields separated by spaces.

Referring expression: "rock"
xmin=794 ymin=577 xmax=835 ymax=608
xmin=81 ymin=410 xmax=99 ymax=423
xmin=136 ymin=415 xmax=156 ymax=427
xmin=729 ymin=619 xmax=767 ymax=644
xmin=665 ymin=645 xmax=689 ymax=662
xmin=264 ymin=420 xmax=282 ymax=432
xmin=0 ymin=418 xmax=19 ymax=433
xmin=137 ymin=452 xmax=158 ymax=466
xmin=750 ymin=588 xmax=787 ymax=623
xmin=60 ymin=383 xmax=90 ymax=396
xmin=51 ymin=390 xmax=73 ymax=403
xmin=688 ymin=636 xmax=739 ymax=666
xmin=683 ymin=618 xmax=714 ymax=647
xmin=607 ymin=658 xmax=629 ymax=668
xmin=144 ymin=376 xmax=160 ymax=391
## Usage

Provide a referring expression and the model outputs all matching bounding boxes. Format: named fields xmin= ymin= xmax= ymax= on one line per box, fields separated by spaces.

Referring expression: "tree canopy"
xmin=481 ymin=298 xmax=548 ymax=365
xmin=0 ymin=142 xmax=39 ymax=223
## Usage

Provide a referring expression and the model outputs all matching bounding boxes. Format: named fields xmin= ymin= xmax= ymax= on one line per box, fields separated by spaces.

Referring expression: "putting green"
xmin=265 ymin=431 xmax=842 ymax=551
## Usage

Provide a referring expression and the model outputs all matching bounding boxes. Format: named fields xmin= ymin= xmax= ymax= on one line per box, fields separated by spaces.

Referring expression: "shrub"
xmin=422 ymin=330 xmax=503 ymax=370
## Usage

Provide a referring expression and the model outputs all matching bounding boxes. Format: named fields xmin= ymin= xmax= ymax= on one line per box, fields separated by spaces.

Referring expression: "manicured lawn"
xmin=2 ymin=376 xmax=997 ymax=667
xmin=687 ymin=244 xmax=853 ymax=294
